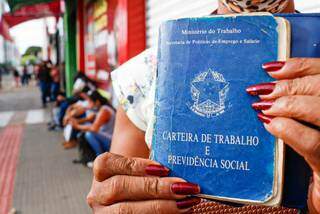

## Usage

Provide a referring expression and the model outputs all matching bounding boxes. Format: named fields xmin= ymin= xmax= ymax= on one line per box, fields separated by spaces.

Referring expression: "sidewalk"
xmin=0 ymin=78 xmax=92 ymax=214
xmin=13 ymin=124 xmax=92 ymax=214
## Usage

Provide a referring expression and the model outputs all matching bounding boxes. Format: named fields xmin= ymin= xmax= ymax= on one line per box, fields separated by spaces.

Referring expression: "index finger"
xmin=93 ymin=152 xmax=169 ymax=182
xmin=263 ymin=58 xmax=320 ymax=79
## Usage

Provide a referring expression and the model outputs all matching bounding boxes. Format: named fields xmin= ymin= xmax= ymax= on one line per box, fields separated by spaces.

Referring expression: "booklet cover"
xmin=151 ymin=14 xmax=290 ymax=205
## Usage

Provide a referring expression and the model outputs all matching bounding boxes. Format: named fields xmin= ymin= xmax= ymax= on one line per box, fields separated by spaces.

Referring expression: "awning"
xmin=6 ymin=0 xmax=54 ymax=12
xmin=3 ymin=0 xmax=61 ymax=28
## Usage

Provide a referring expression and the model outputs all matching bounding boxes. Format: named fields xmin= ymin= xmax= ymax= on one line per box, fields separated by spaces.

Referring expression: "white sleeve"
xmin=111 ymin=48 xmax=157 ymax=131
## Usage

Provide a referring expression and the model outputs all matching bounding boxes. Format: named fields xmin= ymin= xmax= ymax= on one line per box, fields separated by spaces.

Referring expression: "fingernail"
xmin=262 ymin=61 xmax=285 ymax=72
xmin=171 ymin=182 xmax=200 ymax=195
xmin=246 ymin=83 xmax=275 ymax=96
xmin=257 ymin=113 xmax=274 ymax=124
xmin=252 ymin=100 xmax=274 ymax=110
xmin=145 ymin=164 xmax=170 ymax=177
xmin=176 ymin=197 xmax=201 ymax=210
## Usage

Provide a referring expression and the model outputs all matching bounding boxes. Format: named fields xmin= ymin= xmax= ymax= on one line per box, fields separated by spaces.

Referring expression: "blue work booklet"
xmin=151 ymin=14 xmax=290 ymax=205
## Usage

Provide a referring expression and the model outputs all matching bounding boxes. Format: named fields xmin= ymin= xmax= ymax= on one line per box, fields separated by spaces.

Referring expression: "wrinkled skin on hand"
xmin=253 ymin=58 xmax=320 ymax=213
xmin=87 ymin=153 xmax=201 ymax=214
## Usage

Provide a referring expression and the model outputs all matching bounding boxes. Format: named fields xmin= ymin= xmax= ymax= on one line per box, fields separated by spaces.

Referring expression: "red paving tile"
xmin=0 ymin=125 xmax=23 ymax=214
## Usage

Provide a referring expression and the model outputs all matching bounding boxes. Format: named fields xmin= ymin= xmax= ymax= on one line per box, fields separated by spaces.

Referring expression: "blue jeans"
xmin=58 ymin=101 xmax=69 ymax=127
xmin=51 ymin=82 xmax=60 ymax=101
xmin=39 ymin=81 xmax=50 ymax=105
xmin=85 ymin=132 xmax=112 ymax=156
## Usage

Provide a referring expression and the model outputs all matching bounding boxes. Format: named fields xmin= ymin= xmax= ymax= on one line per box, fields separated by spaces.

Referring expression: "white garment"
xmin=111 ymin=48 xmax=158 ymax=148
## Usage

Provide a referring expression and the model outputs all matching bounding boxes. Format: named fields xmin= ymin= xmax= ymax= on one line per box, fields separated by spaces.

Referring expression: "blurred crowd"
xmin=1 ymin=60 xmax=116 ymax=168
xmin=46 ymin=72 xmax=115 ymax=168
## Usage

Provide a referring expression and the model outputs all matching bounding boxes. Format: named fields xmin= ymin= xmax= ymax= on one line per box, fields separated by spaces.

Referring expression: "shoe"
xmin=87 ymin=162 xmax=94 ymax=168
xmin=48 ymin=124 xmax=56 ymax=131
xmin=63 ymin=140 xmax=77 ymax=149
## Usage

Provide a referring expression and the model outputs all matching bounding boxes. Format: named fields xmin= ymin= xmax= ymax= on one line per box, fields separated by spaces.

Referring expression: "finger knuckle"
xmin=150 ymin=201 xmax=166 ymax=214
xmin=281 ymin=79 xmax=298 ymax=95
xmin=93 ymin=154 xmax=108 ymax=181
xmin=122 ymin=158 xmax=138 ymax=175
xmin=295 ymin=58 xmax=311 ymax=75
xmin=104 ymin=176 xmax=124 ymax=204
xmin=272 ymin=119 xmax=288 ymax=139
xmin=144 ymin=177 xmax=161 ymax=197
xmin=116 ymin=203 xmax=134 ymax=214
xmin=86 ymin=193 xmax=95 ymax=208
xmin=279 ymin=96 xmax=296 ymax=116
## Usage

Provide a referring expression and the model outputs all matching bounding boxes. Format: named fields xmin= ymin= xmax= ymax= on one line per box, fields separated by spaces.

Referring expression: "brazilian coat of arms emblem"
xmin=190 ymin=68 xmax=230 ymax=118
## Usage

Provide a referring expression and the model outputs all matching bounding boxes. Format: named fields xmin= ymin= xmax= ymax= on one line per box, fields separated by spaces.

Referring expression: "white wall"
xmin=0 ymin=36 xmax=4 ymax=64
xmin=296 ymin=1 xmax=320 ymax=13
xmin=146 ymin=0 xmax=218 ymax=47
xmin=146 ymin=0 xmax=320 ymax=47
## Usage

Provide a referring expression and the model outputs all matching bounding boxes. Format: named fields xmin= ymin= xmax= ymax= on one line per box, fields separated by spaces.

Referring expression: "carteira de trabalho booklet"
xmin=151 ymin=13 xmax=290 ymax=206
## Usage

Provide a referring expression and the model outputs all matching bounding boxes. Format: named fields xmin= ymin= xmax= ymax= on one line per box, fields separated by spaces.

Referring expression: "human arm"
xmin=63 ymin=104 xmax=87 ymax=125
xmin=110 ymin=107 xmax=150 ymax=158
xmin=71 ymin=107 xmax=110 ymax=133
xmin=74 ymin=113 xmax=95 ymax=125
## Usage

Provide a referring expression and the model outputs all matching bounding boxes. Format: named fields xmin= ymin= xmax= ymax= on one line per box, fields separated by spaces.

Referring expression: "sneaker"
xmin=86 ymin=162 xmax=94 ymax=168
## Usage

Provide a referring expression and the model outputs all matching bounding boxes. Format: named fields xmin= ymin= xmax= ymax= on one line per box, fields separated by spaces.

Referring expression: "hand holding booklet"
xmin=151 ymin=13 xmax=317 ymax=208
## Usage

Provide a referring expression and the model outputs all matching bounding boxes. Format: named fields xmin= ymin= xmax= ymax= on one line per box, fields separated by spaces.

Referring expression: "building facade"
xmin=0 ymin=0 xmax=20 ymax=67
xmin=75 ymin=0 xmax=145 ymax=91
xmin=72 ymin=0 xmax=320 ymax=96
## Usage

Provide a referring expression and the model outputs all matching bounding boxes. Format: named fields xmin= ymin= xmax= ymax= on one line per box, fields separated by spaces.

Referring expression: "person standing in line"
xmin=12 ymin=68 xmax=20 ymax=88
xmin=50 ymin=65 xmax=60 ymax=101
xmin=37 ymin=62 xmax=52 ymax=108
xmin=21 ymin=66 xmax=29 ymax=86
xmin=27 ymin=63 xmax=34 ymax=82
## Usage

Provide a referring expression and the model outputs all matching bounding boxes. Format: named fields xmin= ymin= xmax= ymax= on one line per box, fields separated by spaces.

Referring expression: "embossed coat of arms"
xmin=190 ymin=68 xmax=230 ymax=118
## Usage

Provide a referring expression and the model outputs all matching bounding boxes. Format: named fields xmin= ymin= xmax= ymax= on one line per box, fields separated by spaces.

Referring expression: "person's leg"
xmin=85 ymin=132 xmax=105 ymax=156
xmin=95 ymin=134 xmax=112 ymax=152
xmin=25 ymin=74 xmax=29 ymax=85
xmin=44 ymin=82 xmax=51 ymax=103
xmin=51 ymin=83 xmax=59 ymax=101
xmin=15 ymin=77 xmax=19 ymax=87
xmin=58 ymin=101 xmax=69 ymax=127
xmin=39 ymin=81 xmax=46 ymax=106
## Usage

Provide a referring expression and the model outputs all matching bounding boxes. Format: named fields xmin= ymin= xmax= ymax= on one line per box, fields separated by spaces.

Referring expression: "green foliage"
xmin=23 ymin=46 xmax=42 ymax=57
xmin=21 ymin=54 xmax=37 ymax=66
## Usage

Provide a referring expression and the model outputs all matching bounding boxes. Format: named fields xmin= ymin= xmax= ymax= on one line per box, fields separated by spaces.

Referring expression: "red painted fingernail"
xmin=246 ymin=83 xmax=276 ymax=96
xmin=145 ymin=164 xmax=170 ymax=177
xmin=262 ymin=61 xmax=285 ymax=72
xmin=171 ymin=182 xmax=200 ymax=195
xmin=252 ymin=100 xmax=274 ymax=110
xmin=176 ymin=197 xmax=201 ymax=210
xmin=257 ymin=113 xmax=274 ymax=124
